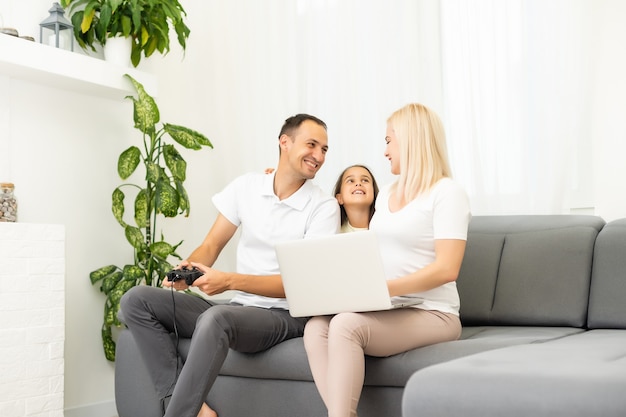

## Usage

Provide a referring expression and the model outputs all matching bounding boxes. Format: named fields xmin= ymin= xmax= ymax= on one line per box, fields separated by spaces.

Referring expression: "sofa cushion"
xmin=588 ymin=219 xmax=626 ymax=329
xmin=458 ymin=215 xmax=605 ymax=327
xmin=402 ymin=329 xmax=626 ymax=417
xmin=361 ymin=326 xmax=583 ymax=386
xmin=175 ymin=325 xmax=583 ymax=387
xmin=454 ymin=232 xmax=504 ymax=323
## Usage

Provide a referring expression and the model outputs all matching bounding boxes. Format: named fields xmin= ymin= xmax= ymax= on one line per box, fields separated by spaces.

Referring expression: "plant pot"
xmin=103 ymin=36 xmax=132 ymax=67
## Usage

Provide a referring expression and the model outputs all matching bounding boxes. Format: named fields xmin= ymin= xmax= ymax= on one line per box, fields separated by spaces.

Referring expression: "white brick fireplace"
xmin=0 ymin=222 xmax=65 ymax=417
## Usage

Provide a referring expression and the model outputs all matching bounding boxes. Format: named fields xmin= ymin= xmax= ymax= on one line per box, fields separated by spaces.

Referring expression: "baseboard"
xmin=64 ymin=400 xmax=117 ymax=417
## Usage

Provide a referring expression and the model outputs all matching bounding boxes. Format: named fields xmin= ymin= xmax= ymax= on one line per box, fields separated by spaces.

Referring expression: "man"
xmin=120 ymin=114 xmax=340 ymax=417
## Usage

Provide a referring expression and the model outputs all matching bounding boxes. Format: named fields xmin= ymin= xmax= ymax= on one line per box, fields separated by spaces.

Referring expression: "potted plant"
xmin=90 ymin=74 xmax=212 ymax=360
xmin=59 ymin=0 xmax=190 ymax=67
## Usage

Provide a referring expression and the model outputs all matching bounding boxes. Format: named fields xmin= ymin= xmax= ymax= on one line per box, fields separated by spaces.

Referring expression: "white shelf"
xmin=0 ymin=34 xmax=157 ymax=99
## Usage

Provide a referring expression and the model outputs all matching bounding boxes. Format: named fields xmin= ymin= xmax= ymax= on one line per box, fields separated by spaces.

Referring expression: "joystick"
xmin=166 ymin=267 xmax=204 ymax=286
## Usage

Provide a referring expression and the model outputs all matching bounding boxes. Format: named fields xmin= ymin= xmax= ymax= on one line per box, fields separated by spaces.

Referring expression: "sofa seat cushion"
xmin=175 ymin=325 xmax=584 ymax=387
xmin=403 ymin=329 xmax=626 ymax=417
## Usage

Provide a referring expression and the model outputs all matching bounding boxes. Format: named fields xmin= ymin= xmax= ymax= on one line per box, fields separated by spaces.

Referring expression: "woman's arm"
xmin=386 ymin=239 xmax=466 ymax=297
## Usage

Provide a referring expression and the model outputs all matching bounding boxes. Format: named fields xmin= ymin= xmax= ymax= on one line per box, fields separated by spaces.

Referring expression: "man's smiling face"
xmin=281 ymin=119 xmax=329 ymax=180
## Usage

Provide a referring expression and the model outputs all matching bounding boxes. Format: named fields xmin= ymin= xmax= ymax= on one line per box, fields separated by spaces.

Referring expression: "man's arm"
xmin=164 ymin=213 xmax=236 ymax=289
xmin=305 ymin=197 xmax=341 ymax=238
xmin=191 ymin=267 xmax=285 ymax=298
xmin=196 ymin=197 xmax=339 ymax=297
xmin=179 ymin=197 xmax=339 ymax=298
xmin=171 ymin=213 xmax=285 ymax=297
xmin=187 ymin=213 xmax=238 ymax=266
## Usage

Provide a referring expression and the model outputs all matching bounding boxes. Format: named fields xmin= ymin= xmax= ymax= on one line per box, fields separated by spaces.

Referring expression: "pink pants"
xmin=303 ymin=308 xmax=461 ymax=417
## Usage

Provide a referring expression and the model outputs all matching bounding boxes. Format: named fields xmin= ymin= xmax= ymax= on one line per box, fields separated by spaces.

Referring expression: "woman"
xmin=303 ymin=103 xmax=471 ymax=417
xmin=332 ymin=164 xmax=379 ymax=233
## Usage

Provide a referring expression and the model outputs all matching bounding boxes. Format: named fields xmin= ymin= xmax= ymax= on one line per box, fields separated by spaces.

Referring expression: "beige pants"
xmin=303 ymin=308 xmax=461 ymax=417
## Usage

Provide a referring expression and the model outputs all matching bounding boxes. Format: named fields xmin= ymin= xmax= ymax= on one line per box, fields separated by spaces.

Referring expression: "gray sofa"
xmin=115 ymin=215 xmax=626 ymax=417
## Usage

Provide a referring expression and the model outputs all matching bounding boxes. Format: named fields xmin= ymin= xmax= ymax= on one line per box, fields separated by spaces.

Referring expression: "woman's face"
xmin=384 ymin=123 xmax=400 ymax=175
xmin=336 ymin=166 xmax=375 ymax=208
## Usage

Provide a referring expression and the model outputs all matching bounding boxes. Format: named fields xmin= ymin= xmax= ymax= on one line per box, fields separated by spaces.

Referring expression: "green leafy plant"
xmin=90 ymin=74 xmax=212 ymax=360
xmin=59 ymin=0 xmax=190 ymax=67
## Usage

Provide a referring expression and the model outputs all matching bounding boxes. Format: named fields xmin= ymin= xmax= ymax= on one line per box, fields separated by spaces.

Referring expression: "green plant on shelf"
xmin=59 ymin=0 xmax=190 ymax=67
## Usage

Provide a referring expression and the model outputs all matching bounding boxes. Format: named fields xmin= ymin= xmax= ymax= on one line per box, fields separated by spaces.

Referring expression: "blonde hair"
xmin=387 ymin=103 xmax=452 ymax=203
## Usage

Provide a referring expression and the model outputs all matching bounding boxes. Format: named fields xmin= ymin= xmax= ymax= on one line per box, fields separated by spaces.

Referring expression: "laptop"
xmin=275 ymin=230 xmax=423 ymax=317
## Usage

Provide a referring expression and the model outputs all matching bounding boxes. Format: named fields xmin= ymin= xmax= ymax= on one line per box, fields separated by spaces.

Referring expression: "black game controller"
xmin=166 ymin=267 xmax=204 ymax=286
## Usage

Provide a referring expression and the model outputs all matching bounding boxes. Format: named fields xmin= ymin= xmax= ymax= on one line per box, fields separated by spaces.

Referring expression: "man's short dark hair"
xmin=278 ymin=114 xmax=327 ymax=139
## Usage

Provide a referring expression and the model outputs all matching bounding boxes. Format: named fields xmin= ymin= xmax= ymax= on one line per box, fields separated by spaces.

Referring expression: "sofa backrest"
xmin=457 ymin=215 xmax=605 ymax=327
xmin=587 ymin=218 xmax=626 ymax=329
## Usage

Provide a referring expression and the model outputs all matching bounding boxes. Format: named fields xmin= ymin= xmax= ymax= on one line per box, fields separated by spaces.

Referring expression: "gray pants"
xmin=120 ymin=286 xmax=308 ymax=417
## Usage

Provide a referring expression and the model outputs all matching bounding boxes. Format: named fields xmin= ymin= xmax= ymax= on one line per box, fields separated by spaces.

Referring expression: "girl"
xmin=332 ymin=164 xmax=379 ymax=233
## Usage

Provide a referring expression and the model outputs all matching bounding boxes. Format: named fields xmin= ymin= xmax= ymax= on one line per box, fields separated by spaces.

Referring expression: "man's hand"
xmin=189 ymin=262 xmax=231 ymax=296
xmin=162 ymin=260 xmax=196 ymax=291
xmin=164 ymin=279 xmax=190 ymax=291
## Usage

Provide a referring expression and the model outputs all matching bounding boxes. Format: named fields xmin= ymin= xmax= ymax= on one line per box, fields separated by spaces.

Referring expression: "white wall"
xmin=2 ymin=1 xmax=626 ymax=415
xmin=0 ymin=79 xmax=124 ymax=414
xmin=590 ymin=0 xmax=626 ymax=221
xmin=0 ymin=70 xmax=135 ymax=415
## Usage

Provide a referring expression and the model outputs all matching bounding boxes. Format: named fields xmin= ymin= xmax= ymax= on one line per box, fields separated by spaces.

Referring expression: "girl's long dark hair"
xmin=333 ymin=164 xmax=379 ymax=227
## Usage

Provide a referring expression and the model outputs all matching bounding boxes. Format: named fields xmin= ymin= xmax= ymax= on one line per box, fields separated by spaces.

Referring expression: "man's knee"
xmin=120 ymin=285 xmax=146 ymax=310
xmin=119 ymin=285 xmax=159 ymax=322
xmin=195 ymin=305 xmax=238 ymax=336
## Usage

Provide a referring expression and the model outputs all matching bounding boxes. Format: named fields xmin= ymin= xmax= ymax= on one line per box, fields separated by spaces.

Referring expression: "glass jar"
xmin=0 ymin=182 xmax=17 ymax=222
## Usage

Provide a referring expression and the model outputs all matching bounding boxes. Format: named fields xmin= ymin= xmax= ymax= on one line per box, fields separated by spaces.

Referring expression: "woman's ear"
xmin=336 ymin=194 xmax=344 ymax=205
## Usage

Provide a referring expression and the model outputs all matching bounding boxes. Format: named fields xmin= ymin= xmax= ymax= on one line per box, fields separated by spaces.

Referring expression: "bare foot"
xmin=198 ymin=402 xmax=218 ymax=417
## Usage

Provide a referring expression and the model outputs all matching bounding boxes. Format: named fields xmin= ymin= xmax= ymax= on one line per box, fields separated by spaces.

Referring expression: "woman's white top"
xmin=369 ymin=178 xmax=471 ymax=315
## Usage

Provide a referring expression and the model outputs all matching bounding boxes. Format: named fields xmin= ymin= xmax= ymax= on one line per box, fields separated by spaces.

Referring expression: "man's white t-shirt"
xmin=369 ymin=178 xmax=471 ymax=315
xmin=212 ymin=171 xmax=340 ymax=309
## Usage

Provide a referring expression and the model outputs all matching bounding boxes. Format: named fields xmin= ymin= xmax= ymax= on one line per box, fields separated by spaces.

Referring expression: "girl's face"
xmin=384 ymin=123 xmax=400 ymax=175
xmin=336 ymin=166 xmax=376 ymax=208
